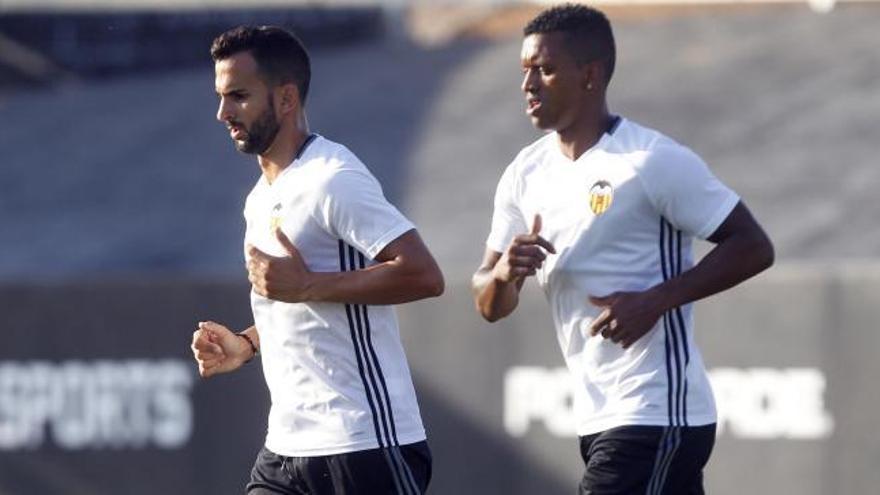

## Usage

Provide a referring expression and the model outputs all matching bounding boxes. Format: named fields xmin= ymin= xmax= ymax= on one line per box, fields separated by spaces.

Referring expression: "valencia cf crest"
xmin=588 ymin=180 xmax=614 ymax=215
xmin=270 ymin=203 xmax=283 ymax=232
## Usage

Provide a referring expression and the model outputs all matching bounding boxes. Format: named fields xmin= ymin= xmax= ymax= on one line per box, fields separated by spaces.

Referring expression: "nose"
xmin=216 ymin=97 xmax=232 ymax=123
xmin=521 ymin=68 xmax=537 ymax=94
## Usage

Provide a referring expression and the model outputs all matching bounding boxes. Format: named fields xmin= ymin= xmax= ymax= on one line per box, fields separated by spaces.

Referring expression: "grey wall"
xmin=398 ymin=263 xmax=880 ymax=494
xmin=1 ymin=263 xmax=877 ymax=494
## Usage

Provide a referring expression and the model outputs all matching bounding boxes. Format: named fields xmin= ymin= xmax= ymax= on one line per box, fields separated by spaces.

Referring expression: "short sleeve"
xmin=318 ymin=168 xmax=415 ymax=259
xmin=486 ymin=162 xmax=528 ymax=253
xmin=640 ymin=143 xmax=740 ymax=240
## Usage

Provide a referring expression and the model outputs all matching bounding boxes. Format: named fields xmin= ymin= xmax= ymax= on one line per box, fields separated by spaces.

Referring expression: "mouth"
xmin=526 ymin=96 xmax=541 ymax=115
xmin=227 ymin=124 xmax=246 ymax=140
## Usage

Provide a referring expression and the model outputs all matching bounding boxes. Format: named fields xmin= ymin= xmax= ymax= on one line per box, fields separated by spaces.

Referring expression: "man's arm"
xmin=472 ymin=249 xmax=525 ymax=322
xmin=472 ymin=214 xmax=555 ymax=322
xmin=248 ymin=228 xmax=444 ymax=305
xmin=590 ymin=201 xmax=775 ymax=348
xmin=650 ymin=200 xmax=774 ymax=311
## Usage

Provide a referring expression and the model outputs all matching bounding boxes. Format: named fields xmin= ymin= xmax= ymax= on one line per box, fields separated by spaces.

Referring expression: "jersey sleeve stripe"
xmin=660 ymin=218 xmax=691 ymax=428
xmin=357 ymin=251 xmax=421 ymax=495
xmin=338 ymin=241 xmax=385 ymax=447
xmin=337 ymin=240 xmax=419 ymax=495
xmin=672 ymin=227 xmax=692 ymax=426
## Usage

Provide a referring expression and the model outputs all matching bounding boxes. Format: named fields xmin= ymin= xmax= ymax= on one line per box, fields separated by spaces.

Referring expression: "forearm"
xmin=472 ymin=267 xmax=522 ymax=322
xmin=649 ymin=232 xmax=774 ymax=313
xmin=304 ymin=259 xmax=443 ymax=305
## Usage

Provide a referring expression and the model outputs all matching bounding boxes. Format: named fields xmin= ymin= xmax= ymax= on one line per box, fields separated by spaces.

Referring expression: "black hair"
xmin=524 ymin=4 xmax=616 ymax=83
xmin=211 ymin=25 xmax=311 ymax=102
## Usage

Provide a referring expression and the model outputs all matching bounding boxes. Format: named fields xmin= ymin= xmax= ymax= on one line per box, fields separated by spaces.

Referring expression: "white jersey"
xmin=487 ymin=118 xmax=739 ymax=435
xmin=244 ymin=134 xmax=425 ymax=456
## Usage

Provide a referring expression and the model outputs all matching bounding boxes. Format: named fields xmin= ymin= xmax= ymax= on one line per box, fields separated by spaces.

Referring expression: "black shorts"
xmin=578 ymin=424 xmax=716 ymax=495
xmin=246 ymin=441 xmax=431 ymax=495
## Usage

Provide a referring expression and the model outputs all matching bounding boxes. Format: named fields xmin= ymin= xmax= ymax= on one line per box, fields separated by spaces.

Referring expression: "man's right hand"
xmin=493 ymin=214 xmax=556 ymax=283
xmin=190 ymin=321 xmax=250 ymax=378
xmin=472 ymin=214 xmax=556 ymax=322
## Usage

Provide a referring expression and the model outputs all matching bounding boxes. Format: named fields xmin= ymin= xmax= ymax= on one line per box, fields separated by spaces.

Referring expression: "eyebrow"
xmin=216 ymin=88 xmax=247 ymax=97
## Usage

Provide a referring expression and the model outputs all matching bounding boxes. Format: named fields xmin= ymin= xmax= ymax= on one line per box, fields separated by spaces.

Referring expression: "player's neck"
xmin=556 ymin=105 xmax=612 ymax=161
xmin=258 ymin=118 xmax=310 ymax=184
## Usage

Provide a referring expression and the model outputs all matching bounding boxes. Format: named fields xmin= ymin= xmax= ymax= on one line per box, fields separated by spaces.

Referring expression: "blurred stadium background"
xmin=1 ymin=0 xmax=879 ymax=493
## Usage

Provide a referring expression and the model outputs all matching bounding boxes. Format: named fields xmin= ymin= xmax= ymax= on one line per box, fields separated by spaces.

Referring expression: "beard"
xmin=234 ymin=97 xmax=281 ymax=155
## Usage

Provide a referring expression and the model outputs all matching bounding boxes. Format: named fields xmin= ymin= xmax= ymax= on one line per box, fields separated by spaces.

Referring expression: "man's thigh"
xmin=578 ymin=424 xmax=715 ymax=495
xmin=247 ymin=446 xmax=300 ymax=495
xmin=246 ymin=442 xmax=432 ymax=495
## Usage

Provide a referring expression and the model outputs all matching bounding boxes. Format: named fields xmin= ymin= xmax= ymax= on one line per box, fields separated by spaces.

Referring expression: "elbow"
xmin=427 ymin=270 xmax=445 ymax=298
xmin=474 ymin=294 xmax=506 ymax=323
xmin=742 ymin=233 xmax=775 ymax=277
xmin=755 ymin=234 xmax=776 ymax=274
xmin=480 ymin=307 xmax=503 ymax=323
xmin=417 ymin=266 xmax=445 ymax=299
xmin=471 ymin=272 xmax=510 ymax=323
xmin=762 ymin=242 xmax=775 ymax=272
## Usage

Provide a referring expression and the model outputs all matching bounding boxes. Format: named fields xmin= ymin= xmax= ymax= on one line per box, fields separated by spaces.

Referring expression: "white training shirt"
xmin=244 ymin=134 xmax=426 ymax=456
xmin=487 ymin=118 xmax=739 ymax=435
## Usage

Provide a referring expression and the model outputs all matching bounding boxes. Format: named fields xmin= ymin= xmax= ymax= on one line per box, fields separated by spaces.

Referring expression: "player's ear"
xmin=582 ymin=59 xmax=603 ymax=92
xmin=277 ymin=82 xmax=301 ymax=116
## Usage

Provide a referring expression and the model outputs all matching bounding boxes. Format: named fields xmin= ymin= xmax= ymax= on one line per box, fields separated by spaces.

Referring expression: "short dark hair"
xmin=524 ymin=4 xmax=616 ymax=83
xmin=211 ymin=25 xmax=311 ymax=102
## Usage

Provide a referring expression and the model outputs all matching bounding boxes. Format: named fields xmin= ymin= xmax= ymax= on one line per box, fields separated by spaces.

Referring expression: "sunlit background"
xmin=1 ymin=0 xmax=879 ymax=493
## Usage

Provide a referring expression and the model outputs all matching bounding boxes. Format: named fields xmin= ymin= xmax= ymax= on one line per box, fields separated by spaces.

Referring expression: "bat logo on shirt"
xmin=270 ymin=203 xmax=283 ymax=232
xmin=588 ymin=180 xmax=614 ymax=215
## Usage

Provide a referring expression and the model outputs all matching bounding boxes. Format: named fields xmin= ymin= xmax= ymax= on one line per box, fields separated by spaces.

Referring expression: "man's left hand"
xmin=588 ymin=291 xmax=664 ymax=349
xmin=247 ymin=229 xmax=312 ymax=302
